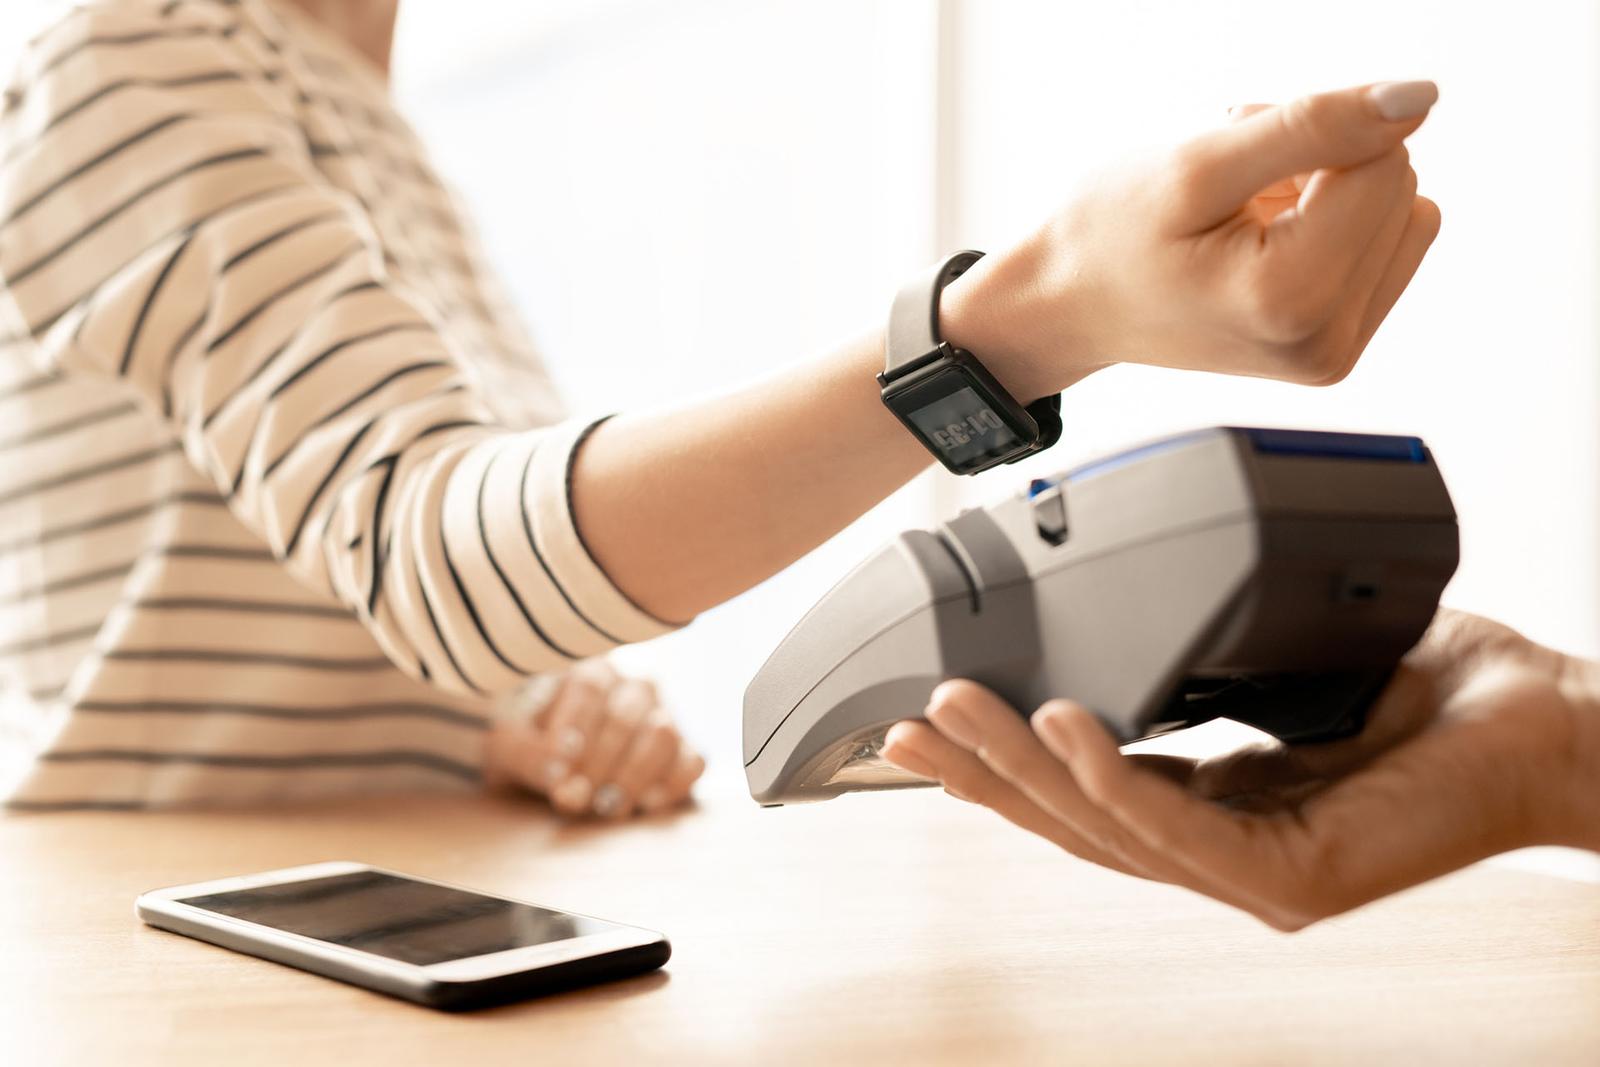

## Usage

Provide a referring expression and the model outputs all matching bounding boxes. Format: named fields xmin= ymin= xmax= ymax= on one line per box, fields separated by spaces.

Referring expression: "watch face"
xmin=897 ymin=367 xmax=1028 ymax=473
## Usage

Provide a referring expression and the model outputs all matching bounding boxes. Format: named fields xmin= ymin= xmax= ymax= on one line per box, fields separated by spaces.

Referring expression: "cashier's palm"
xmin=884 ymin=612 xmax=1591 ymax=930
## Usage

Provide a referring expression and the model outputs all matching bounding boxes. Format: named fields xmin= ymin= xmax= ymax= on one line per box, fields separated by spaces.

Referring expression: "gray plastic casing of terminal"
xmin=742 ymin=427 xmax=1459 ymax=806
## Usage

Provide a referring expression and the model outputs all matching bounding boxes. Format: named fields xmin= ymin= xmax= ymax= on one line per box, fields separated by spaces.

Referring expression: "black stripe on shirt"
xmin=0 ymin=623 xmax=100 ymax=657
xmin=476 ymin=444 xmax=580 ymax=659
xmin=130 ymin=596 xmax=350 ymax=619
xmin=35 ymin=24 xmax=233 ymax=81
xmin=0 ymin=561 xmax=134 ymax=606
xmin=364 ymin=456 xmax=399 ymax=614
xmin=1 ymin=111 xmax=196 ymax=228
xmin=0 ymin=543 xmax=271 ymax=607
xmin=257 ymin=349 xmax=450 ymax=483
xmin=99 ymin=648 xmax=393 ymax=670
xmin=516 ymin=443 xmax=625 ymax=645
xmin=220 ymin=207 xmax=346 ymax=273
xmin=0 ymin=440 xmax=182 ymax=508
xmin=0 ymin=372 xmax=62 ymax=402
xmin=0 ymin=400 xmax=139 ymax=451
xmin=413 ymin=556 xmax=487 ymax=696
xmin=37 ymin=747 xmax=479 ymax=781
xmin=6 ymin=147 xmax=271 ymax=287
xmin=203 ymin=242 xmax=366 ymax=355
xmin=281 ymin=416 xmax=483 ymax=559
xmin=73 ymin=697 xmax=487 ymax=729
xmin=440 ymin=495 xmax=538 ymax=677
xmin=0 ymin=490 xmax=224 ymax=556
xmin=2 ymin=68 xmax=281 ymax=168
xmin=198 ymin=279 xmax=386 ymax=430
xmin=6 ymin=799 xmax=149 ymax=812
xmin=121 ymin=232 xmax=195 ymax=375
xmin=13 ymin=181 xmax=306 ymax=348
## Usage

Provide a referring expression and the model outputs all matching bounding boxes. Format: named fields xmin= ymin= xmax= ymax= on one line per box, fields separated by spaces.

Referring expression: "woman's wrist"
xmin=937 ymin=234 xmax=1109 ymax=402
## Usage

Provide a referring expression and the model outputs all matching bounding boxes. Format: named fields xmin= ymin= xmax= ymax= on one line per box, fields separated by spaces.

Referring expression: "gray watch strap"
xmin=883 ymin=249 xmax=984 ymax=379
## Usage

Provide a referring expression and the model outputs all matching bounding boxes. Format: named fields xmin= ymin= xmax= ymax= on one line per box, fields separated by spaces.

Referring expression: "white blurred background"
xmin=2 ymin=1 xmax=1596 ymax=872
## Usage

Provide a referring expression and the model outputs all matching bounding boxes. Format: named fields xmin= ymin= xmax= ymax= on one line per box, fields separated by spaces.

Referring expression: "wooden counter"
xmin=3 ymin=780 xmax=1597 ymax=1065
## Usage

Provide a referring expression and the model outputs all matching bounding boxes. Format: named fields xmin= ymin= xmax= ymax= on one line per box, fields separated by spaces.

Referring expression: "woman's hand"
xmin=880 ymin=612 xmax=1600 ymax=931
xmin=486 ymin=660 xmax=705 ymax=819
xmin=943 ymin=80 xmax=1442 ymax=401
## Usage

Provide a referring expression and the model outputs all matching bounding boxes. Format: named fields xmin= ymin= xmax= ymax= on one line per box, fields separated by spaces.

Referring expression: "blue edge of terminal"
xmin=1028 ymin=427 xmax=1426 ymax=499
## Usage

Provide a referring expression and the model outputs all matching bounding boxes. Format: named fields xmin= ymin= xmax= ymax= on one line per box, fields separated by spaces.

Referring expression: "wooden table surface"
xmin=3 ymin=779 xmax=1598 ymax=1066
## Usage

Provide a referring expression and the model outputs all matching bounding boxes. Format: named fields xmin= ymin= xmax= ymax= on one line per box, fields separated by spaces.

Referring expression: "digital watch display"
xmin=879 ymin=250 xmax=1061 ymax=475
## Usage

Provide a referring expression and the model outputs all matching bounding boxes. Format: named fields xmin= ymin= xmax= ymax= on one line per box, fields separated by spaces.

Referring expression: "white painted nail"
xmin=592 ymin=783 xmax=626 ymax=818
xmin=556 ymin=727 xmax=585 ymax=759
xmin=553 ymin=775 xmax=592 ymax=811
xmin=1369 ymin=80 xmax=1438 ymax=122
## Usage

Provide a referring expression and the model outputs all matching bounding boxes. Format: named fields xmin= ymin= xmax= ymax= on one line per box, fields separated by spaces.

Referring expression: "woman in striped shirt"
xmin=0 ymin=0 xmax=1441 ymax=814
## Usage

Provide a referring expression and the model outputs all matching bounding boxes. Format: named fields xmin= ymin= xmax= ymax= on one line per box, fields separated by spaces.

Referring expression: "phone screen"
xmin=179 ymin=870 xmax=617 ymax=966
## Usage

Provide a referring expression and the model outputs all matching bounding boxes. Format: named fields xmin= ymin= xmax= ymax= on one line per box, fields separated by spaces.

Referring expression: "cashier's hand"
xmin=485 ymin=659 xmax=705 ymax=820
xmin=944 ymin=81 xmax=1442 ymax=400
xmin=881 ymin=612 xmax=1600 ymax=931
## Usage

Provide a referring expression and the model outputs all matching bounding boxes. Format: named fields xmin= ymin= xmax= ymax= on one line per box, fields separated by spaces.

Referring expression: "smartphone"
xmin=136 ymin=861 xmax=670 ymax=1011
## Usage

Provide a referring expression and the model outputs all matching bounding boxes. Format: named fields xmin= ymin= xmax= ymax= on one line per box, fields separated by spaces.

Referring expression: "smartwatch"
xmin=879 ymin=250 xmax=1062 ymax=475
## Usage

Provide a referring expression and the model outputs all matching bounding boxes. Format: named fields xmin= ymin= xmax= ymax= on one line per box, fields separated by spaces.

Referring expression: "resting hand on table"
xmin=881 ymin=612 xmax=1600 ymax=931
xmin=945 ymin=80 xmax=1441 ymax=399
xmin=486 ymin=660 xmax=705 ymax=820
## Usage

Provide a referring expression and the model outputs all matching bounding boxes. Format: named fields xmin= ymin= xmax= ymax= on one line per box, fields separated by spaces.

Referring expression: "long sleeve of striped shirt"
xmin=0 ymin=1 xmax=677 ymax=711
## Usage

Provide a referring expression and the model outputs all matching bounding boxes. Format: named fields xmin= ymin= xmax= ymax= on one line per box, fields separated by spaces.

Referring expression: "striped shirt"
xmin=0 ymin=0 xmax=676 ymax=810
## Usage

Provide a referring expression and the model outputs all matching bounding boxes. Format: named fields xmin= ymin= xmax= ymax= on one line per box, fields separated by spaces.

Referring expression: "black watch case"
xmin=879 ymin=343 xmax=1049 ymax=475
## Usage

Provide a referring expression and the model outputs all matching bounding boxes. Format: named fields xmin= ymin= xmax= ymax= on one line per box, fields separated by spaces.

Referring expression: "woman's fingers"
xmin=578 ymin=678 xmax=656 ymax=815
xmin=1227 ymin=103 xmax=1303 ymax=207
xmin=1350 ymin=195 xmax=1442 ymax=353
xmin=537 ymin=664 xmax=619 ymax=813
xmin=1168 ymin=81 xmax=1435 ymax=233
xmin=600 ymin=717 xmax=683 ymax=818
xmin=640 ymin=747 xmax=706 ymax=814
xmin=1254 ymin=147 xmax=1413 ymax=328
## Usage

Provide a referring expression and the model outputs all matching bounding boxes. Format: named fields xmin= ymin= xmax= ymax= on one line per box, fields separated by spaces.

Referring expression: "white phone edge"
xmin=134 ymin=860 xmax=666 ymax=988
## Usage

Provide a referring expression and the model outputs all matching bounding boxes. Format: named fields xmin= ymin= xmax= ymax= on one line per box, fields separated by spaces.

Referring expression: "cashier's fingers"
xmin=882 ymin=720 xmax=1153 ymax=881
xmin=922 ymin=683 xmax=1281 ymax=913
xmin=1036 ymin=703 xmax=1346 ymax=931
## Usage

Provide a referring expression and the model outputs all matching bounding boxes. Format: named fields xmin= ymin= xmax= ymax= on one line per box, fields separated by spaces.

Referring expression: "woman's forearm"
xmin=570 ymin=260 xmax=1086 ymax=625
xmin=571 ymin=331 xmax=927 ymax=623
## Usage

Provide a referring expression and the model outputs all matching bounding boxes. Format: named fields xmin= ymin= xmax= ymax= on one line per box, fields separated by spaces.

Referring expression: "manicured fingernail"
xmin=592 ymin=783 xmax=627 ymax=818
xmin=553 ymin=774 xmax=592 ymax=811
xmin=638 ymin=786 xmax=668 ymax=812
xmin=925 ymin=702 xmax=981 ymax=749
xmin=1033 ymin=708 xmax=1074 ymax=756
xmin=1369 ymin=80 xmax=1437 ymax=122
xmin=542 ymin=758 xmax=569 ymax=785
xmin=556 ymin=727 xmax=585 ymax=758
xmin=881 ymin=738 xmax=937 ymax=780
